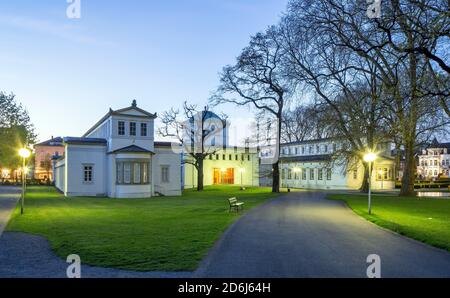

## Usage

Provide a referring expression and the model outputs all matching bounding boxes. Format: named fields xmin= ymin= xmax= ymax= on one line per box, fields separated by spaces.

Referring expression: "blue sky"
xmin=0 ymin=0 xmax=289 ymax=143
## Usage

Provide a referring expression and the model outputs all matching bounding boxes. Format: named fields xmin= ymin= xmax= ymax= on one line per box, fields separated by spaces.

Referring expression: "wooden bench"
xmin=228 ymin=197 xmax=244 ymax=213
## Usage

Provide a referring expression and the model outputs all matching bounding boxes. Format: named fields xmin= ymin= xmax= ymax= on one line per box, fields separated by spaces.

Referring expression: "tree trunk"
xmin=394 ymin=142 xmax=401 ymax=181
xmin=197 ymin=157 xmax=204 ymax=191
xmin=400 ymin=137 xmax=416 ymax=196
xmin=400 ymin=47 xmax=418 ymax=197
xmin=272 ymin=161 xmax=280 ymax=193
xmin=360 ymin=162 xmax=370 ymax=193
xmin=272 ymin=116 xmax=282 ymax=193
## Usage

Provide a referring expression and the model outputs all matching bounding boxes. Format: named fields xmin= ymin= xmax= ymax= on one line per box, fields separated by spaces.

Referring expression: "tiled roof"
xmin=280 ymin=154 xmax=331 ymax=162
xmin=82 ymin=100 xmax=157 ymax=137
xmin=282 ymin=137 xmax=336 ymax=146
xmin=189 ymin=111 xmax=223 ymax=123
xmin=154 ymin=141 xmax=175 ymax=147
xmin=63 ymin=137 xmax=107 ymax=145
xmin=35 ymin=137 xmax=63 ymax=146
xmin=51 ymin=154 xmax=64 ymax=160
xmin=430 ymin=142 xmax=450 ymax=149
xmin=428 ymin=138 xmax=450 ymax=149
xmin=110 ymin=145 xmax=153 ymax=154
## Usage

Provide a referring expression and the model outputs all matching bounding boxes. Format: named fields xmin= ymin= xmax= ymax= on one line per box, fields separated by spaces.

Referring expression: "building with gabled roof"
xmin=53 ymin=100 xmax=181 ymax=198
xmin=34 ymin=136 xmax=64 ymax=181
xmin=417 ymin=138 xmax=450 ymax=179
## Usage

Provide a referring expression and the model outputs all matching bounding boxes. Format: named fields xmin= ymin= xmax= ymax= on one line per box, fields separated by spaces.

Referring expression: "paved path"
xmin=0 ymin=186 xmax=20 ymax=236
xmin=2 ymin=190 xmax=450 ymax=277
xmin=195 ymin=191 xmax=450 ymax=277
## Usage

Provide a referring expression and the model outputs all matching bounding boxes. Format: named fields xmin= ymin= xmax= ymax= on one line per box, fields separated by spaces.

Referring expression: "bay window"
xmin=117 ymin=161 xmax=150 ymax=185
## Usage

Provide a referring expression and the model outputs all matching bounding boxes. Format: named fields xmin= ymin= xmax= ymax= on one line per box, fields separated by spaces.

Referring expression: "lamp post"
xmin=18 ymin=148 xmax=31 ymax=215
xmin=239 ymin=168 xmax=245 ymax=189
xmin=363 ymin=152 xmax=377 ymax=215
xmin=293 ymin=168 xmax=300 ymax=188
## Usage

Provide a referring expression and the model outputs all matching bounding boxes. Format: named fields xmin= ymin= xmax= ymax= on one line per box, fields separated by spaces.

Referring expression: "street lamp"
xmin=363 ymin=152 xmax=377 ymax=215
xmin=293 ymin=168 xmax=300 ymax=186
xmin=239 ymin=168 xmax=245 ymax=189
xmin=18 ymin=148 xmax=31 ymax=215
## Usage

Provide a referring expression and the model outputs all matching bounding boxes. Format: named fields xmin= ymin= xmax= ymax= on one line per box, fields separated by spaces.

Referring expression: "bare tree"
xmin=282 ymin=104 xmax=325 ymax=143
xmin=374 ymin=0 xmax=449 ymax=75
xmin=211 ymin=26 xmax=293 ymax=193
xmin=158 ymin=102 xmax=225 ymax=191
xmin=281 ymin=0 xmax=449 ymax=195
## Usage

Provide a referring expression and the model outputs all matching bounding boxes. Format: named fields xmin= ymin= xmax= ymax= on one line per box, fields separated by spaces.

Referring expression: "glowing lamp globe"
xmin=363 ymin=152 xmax=377 ymax=163
xmin=18 ymin=148 xmax=31 ymax=158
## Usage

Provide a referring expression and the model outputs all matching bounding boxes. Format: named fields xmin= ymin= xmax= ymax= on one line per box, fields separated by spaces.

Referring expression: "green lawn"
xmin=328 ymin=194 xmax=450 ymax=251
xmin=7 ymin=185 xmax=278 ymax=271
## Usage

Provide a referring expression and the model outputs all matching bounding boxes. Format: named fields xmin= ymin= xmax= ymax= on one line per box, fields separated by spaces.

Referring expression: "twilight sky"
xmin=0 ymin=0 xmax=289 ymax=144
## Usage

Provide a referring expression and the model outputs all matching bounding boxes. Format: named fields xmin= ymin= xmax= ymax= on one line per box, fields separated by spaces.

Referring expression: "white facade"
xmin=54 ymin=101 xmax=182 ymax=198
xmin=184 ymin=147 xmax=259 ymax=188
xmin=278 ymin=139 xmax=396 ymax=190
xmin=417 ymin=140 xmax=450 ymax=179
xmin=182 ymin=111 xmax=259 ymax=188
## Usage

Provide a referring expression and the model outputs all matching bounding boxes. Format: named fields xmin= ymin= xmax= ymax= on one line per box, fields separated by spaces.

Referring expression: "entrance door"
xmin=213 ymin=168 xmax=220 ymax=184
xmin=213 ymin=168 xmax=234 ymax=184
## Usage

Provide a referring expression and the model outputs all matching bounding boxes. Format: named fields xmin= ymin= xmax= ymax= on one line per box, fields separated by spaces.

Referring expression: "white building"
xmin=279 ymin=138 xmax=396 ymax=190
xmin=182 ymin=111 xmax=259 ymax=188
xmin=417 ymin=139 xmax=450 ymax=179
xmin=183 ymin=147 xmax=260 ymax=188
xmin=54 ymin=100 xmax=182 ymax=198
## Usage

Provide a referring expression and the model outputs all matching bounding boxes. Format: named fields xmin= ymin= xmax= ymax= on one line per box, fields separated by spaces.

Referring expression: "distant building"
xmin=417 ymin=138 xmax=450 ymax=180
xmin=182 ymin=111 xmax=259 ymax=188
xmin=34 ymin=137 xmax=64 ymax=181
xmin=278 ymin=139 xmax=396 ymax=190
